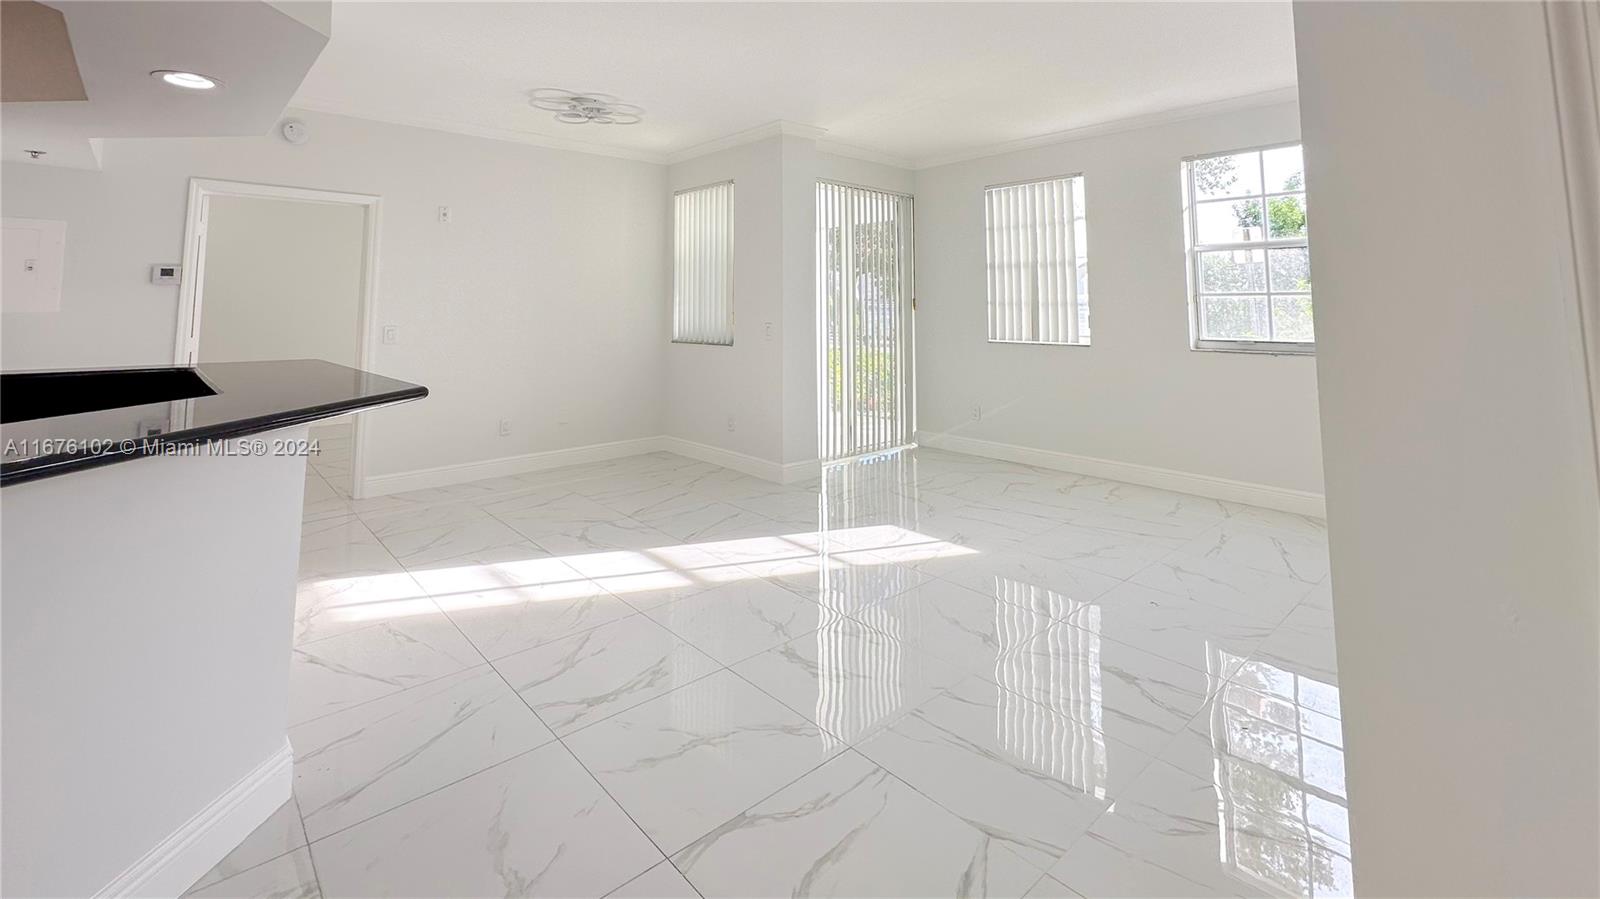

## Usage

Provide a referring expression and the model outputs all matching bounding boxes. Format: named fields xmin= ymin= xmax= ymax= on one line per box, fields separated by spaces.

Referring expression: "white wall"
xmin=2 ymin=103 xmax=1323 ymax=497
xmin=664 ymin=137 xmax=787 ymax=464
xmin=662 ymin=140 xmax=919 ymax=471
xmin=912 ymin=101 xmax=1324 ymax=496
xmin=1294 ymin=2 xmax=1599 ymax=895
xmin=199 ymin=195 xmax=364 ymax=366
xmin=816 ymin=151 xmax=915 ymax=196
xmin=779 ymin=136 xmax=819 ymax=466
xmin=0 ymin=110 xmax=668 ymax=480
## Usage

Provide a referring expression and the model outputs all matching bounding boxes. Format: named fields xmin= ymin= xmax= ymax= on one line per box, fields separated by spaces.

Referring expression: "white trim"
xmin=176 ymin=177 xmax=383 ymax=499
xmin=1544 ymin=0 xmax=1600 ymax=483
xmin=289 ymin=101 xmax=668 ymax=163
xmin=287 ymin=92 xmax=1301 ymax=174
xmin=659 ymin=437 xmax=817 ymax=484
xmin=665 ymin=120 xmax=828 ymax=165
xmin=363 ymin=437 xmax=666 ymax=496
xmin=781 ymin=458 xmax=819 ymax=484
xmin=362 ymin=436 xmax=818 ymax=495
xmin=917 ymin=430 xmax=1325 ymax=517
xmin=361 ymin=430 xmax=1320 ymax=512
xmin=912 ymin=87 xmax=1301 ymax=170
xmin=95 ymin=739 xmax=293 ymax=899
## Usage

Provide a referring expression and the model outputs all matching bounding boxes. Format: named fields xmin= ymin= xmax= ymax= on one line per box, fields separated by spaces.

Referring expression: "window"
xmin=672 ymin=181 xmax=734 ymax=345
xmin=1183 ymin=144 xmax=1312 ymax=352
xmin=984 ymin=176 xmax=1089 ymax=345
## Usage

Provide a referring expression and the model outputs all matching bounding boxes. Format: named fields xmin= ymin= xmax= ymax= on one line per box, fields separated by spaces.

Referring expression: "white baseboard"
xmin=659 ymin=437 xmax=818 ymax=485
xmin=362 ymin=437 xmax=664 ymax=496
xmin=363 ymin=436 xmax=818 ymax=496
xmin=780 ymin=458 xmax=821 ymax=484
xmin=96 ymin=739 xmax=293 ymax=898
xmin=918 ymin=431 xmax=1326 ymax=518
xmin=360 ymin=432 xmax=1320 ymax=514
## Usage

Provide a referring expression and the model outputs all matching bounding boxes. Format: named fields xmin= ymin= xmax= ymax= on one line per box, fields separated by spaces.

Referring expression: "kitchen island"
xmin=0 ymin=360 xmax=426 ymax=898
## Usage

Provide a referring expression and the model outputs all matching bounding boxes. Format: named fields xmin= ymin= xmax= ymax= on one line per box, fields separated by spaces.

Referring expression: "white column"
xmin=1294 ymin=2 xmax=1600 ymax=894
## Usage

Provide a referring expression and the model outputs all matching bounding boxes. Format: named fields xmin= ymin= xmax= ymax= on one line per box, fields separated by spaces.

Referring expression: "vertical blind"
xmin=672 ymin=181 xmax=735 ymax=345
xmin=985 ymin=176 xmax=1089 ymax=345
xmin=817 ymin=181 xmax=915 ymax=460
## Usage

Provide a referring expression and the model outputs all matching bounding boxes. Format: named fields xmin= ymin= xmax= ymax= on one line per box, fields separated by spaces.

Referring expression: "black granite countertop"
xmin=0 ymin=360 xmax=427 ymax=486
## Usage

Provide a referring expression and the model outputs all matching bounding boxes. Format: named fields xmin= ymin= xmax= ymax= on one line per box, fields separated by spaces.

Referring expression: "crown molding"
xmin=664 ymin=120 xmax=828 ymax=165
xmin=910 ymin=85 xmax=1301 ymax=170
xmin=286 ymin=87 xmax=1299 ymax=173
xmin=288 ymin=97 xmax=671 ymax=164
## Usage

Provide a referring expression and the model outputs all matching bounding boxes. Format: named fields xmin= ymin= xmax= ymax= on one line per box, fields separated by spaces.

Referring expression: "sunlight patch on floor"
xmin=312 ymin=525 xmax=977 ymax=624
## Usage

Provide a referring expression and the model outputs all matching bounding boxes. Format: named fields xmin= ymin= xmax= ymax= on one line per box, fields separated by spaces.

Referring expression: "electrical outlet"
xmin=498 ymin=418 xmax=512 ymax=437
xmin=726 ymin=416 xmax=736 ymax=432
xmin=437 ymin=205 xmax=452 ymax=223
xmin=382 ymin=325 xmax=399 ymax=345
xmin=970 ymin=404 xmax=982 ymax=421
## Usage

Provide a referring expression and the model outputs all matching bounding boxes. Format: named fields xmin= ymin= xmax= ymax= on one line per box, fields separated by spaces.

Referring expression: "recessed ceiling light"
xmin=151 ymin=70 xmax=221 ymax=90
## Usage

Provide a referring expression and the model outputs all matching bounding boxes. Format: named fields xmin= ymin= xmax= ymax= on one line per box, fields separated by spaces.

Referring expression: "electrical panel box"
xmin=2 ymin=218 xmax=67 ymax=313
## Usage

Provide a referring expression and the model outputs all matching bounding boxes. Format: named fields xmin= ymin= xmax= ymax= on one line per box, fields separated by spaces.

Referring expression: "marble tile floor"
xmin=189 ymin=446 xmax=1347 ymax=899
xmin=304 ymin=420 xmax=356 ymax=506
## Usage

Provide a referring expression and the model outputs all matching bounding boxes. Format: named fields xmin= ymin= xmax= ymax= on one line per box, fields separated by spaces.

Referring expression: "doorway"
xmin=816 ymin=180 xmax=916 ymax=460
xmin=175 ymin=179 xmax=381 ymax=498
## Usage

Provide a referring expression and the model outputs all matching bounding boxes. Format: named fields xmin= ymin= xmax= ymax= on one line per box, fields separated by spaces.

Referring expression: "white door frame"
xmin=1543 ymin=0 xmax=1600 ymax=482
xmin=175 ymin=178 xmax=384 ymax=498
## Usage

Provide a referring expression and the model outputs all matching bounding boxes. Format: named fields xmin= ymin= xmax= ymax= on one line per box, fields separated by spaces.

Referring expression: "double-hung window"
xmin=1183 ymin=144 xmax=1313 ymax=352
xmin=673 ymin=180 xmax=735 ymax=345
xmin=984 ymin=175 xmax=1090 ymax=345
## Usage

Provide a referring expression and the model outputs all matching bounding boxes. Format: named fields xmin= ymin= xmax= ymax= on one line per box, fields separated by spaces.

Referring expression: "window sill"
xmin=987 ymin=339 xmax=1093 ymax=348
xmin=1191 ymin=342 xmax=1315 ymax=357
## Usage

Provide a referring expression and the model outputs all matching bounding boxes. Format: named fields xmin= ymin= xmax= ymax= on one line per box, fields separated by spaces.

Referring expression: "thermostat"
xmin=150 ymin=264 xmax=181 ymax=285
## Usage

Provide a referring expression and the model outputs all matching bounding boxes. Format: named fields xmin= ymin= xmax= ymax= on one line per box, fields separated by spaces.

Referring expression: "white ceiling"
xmin=293 ymin=2 xmax=1299 ymax=168
xmin=2 ymin=1 xmax=329 ymax=169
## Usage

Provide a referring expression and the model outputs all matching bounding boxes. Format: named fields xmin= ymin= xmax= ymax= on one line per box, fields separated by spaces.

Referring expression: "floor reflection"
xmin=815 ymin=450 xmax=1119 ymax=801
xmin=817 ymin=449 xmax=921 ymax=540
xmin=1208 ymin=649 xmax=1351 ymax=898
xmin=810 ymin=452 xmax=924 ymax=745
xmin=811 ymin=617 xmax=905 ymax=749
xmin=992 ymin=579 xmax=1109 ymax=799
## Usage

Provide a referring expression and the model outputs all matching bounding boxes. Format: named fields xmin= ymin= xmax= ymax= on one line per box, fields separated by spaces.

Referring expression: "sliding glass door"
xmin=817 ymin=181 xmax=915 ymax=460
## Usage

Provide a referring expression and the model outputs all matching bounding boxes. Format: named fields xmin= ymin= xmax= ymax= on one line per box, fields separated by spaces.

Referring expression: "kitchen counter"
xmin=1 ymin=359 xmax=427 ymax=486
xmin=1 ymin=359 xmax=426 ymax=898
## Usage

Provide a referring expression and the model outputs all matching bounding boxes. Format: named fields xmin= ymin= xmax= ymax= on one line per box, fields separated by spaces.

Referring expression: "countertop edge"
xmin=0 ymin=384 xmax=427 ymax=487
